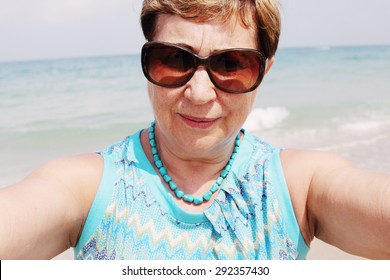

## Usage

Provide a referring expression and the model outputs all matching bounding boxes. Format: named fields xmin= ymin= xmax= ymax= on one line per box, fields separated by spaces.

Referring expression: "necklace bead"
xmin=148 ymin=121 xmax=241 ymax=205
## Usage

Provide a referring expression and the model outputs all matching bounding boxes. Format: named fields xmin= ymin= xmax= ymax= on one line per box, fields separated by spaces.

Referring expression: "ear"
xmin=264 ymin=56 xmax=275 ymax=76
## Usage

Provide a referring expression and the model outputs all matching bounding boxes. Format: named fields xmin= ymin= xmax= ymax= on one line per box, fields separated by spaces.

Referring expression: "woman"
xmin=0 ymin=0 xmax=389 ymax=260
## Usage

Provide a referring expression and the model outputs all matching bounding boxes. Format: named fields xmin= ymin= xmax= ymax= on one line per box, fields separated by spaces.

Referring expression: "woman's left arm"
xmin=307 ymin=151 xmax=390 ymax=259
xmin=281 ymin=149 xmax=390 ymax=259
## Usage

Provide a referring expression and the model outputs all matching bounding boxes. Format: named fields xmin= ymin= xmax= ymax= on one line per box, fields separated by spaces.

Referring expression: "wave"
xmin=339 ymin=120 xmax=390 ymax=132
xmin=243 ymin=107 xmax=289 ymax=132
xmin=315 ymin=132 xmax=390 ymax=151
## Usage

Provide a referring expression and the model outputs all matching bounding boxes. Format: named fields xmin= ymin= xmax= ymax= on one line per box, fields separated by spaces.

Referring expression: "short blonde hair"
xmin=141 ymin=0 xmax=281 ymax=58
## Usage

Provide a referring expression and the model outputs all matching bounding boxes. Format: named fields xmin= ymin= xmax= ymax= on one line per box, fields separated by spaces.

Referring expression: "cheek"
xmin=226 ymin=92 xmax=257 ymax=121
xmin=147 ymin=83 xmax=154 ymax=104
xmin=148 ymin=84 xmax=163 ymax=120
xmin=148 ymin=84 xmax=179 ymax=120
xmin=148 ymin=84 xmax=166 ymax=111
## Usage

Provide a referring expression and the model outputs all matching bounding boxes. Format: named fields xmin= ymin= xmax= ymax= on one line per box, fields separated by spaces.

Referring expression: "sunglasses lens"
xmin=142 ymin=42 xmax=265 ymax=93
xmin=209 ymin=50 xmax=264 ymax=93
xmin=143 ymin=44 xmax=195 ymax=87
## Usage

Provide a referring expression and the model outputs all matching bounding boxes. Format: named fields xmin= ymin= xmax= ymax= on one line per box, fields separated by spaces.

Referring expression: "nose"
xmin=183 ymin=67 xmax=217 ymax=105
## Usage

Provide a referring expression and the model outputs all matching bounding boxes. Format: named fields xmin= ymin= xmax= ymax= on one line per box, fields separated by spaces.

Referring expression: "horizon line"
xmin=1 ymin=42 xmax=389 ymax=64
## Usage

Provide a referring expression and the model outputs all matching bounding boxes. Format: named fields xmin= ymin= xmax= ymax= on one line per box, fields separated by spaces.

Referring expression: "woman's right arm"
xmin=0 ymin=153 xmax=103 ymax=259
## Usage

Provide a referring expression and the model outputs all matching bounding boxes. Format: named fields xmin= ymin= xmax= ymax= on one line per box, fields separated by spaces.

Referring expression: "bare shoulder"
xmin=29 ymin=153 xmax=104 ymax=198
xmin=279 ymin=149 xmax=353 ymax=245
xmin=280 ymin=149 xmax=390 ymax=258
xmin=23 ymin=153 xmax=104 ymax=212
xmin=0 ymin=153 xmax=103 ymax=259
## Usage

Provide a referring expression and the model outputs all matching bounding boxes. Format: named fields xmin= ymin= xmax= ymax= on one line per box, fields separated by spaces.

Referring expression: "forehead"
xmin=153 ymin=14 xmax=258 ymax=52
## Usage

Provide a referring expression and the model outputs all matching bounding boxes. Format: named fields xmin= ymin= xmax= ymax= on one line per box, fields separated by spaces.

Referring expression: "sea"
xmin=0 ymin=45 xmax=389 ymax=260
xmin=1 ymin=45 xmax=389 ymax=188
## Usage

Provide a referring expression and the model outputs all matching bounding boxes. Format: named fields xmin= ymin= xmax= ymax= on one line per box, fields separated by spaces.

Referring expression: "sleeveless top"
xmin=74 ymin=129 xmax=309 ymax=260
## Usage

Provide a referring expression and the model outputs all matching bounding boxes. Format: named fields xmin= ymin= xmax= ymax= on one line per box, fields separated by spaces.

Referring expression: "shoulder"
xmin=31 ymin=153 xmax=104 ymax=188
xmin=281 ymin=149 xmax=390 ymax=258
xmin=99 ymin=131 xmax=142 ymax=162
xmin=29 ymin=153 xmax=104 ymax=218
xmin=0 ymin=153 xmax=104 ymax=258
xmin=244 ymin=130 xmax=276 ymax=152
xmin=33 ymin=153 xmax=105 ymax=249
xmin=280 ymin=149 xmax=353 ymax=197
xmin=279 ymin=149 xmax=353 ymax=244
xmin=24 ymin=153 xmax=105 ymax=233
xmin=239 ymin=131 xmax=278 ymax=164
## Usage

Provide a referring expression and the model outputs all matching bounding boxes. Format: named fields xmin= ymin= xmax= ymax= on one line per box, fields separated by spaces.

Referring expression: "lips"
xmin=179 ymin=114 xmax=220 ymax=129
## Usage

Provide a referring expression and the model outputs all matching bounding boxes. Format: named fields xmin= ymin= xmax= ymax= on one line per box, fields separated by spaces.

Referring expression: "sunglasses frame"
xmin=141 ymin=41 xmax=267 ymax=94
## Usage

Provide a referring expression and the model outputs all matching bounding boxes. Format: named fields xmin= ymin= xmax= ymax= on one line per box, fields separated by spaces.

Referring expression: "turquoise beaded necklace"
xmin=148 ymin=121 xmax=241 ymax=205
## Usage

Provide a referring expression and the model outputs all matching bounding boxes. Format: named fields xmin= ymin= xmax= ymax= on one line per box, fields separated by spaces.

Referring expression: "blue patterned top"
xmin=74 ymin=129 xmax=309 ymax=259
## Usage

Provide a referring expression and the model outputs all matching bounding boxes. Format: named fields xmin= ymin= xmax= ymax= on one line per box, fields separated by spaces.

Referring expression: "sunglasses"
xmin=141 ymin=41 xmax=267 ymax=94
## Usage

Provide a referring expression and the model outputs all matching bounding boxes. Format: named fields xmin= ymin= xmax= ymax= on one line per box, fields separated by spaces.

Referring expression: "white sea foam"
xmin=243 ymin=107 xmax=289 ymax=132
xmin=339 ymin=120 xmax=389 ymax=132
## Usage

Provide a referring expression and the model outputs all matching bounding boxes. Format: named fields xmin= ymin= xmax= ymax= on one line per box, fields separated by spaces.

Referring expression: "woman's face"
xmin=148 ymin=14 xmax=268 ymax=158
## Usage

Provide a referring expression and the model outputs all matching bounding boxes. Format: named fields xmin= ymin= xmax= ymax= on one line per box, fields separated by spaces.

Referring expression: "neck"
xmin=141 ymin=122 xmax=241 ymax=206
xmin=153 ymin=127 xmax=238 ymax=181
xmin=159 ymin=155 xmax=229 ymax=196
xmin=160 ymin=135 xmax=236 ymax=167
xmin=160 ymin=142 xmax=232 ymax=180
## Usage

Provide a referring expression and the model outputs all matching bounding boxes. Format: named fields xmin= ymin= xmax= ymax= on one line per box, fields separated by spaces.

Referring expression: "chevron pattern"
xmin=75 ymin=131 xmax=302 ymax=260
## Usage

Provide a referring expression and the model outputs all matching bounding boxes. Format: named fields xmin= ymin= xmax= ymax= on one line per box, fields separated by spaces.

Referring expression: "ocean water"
xmin=1 ymin=45 xmax=389 ymax=187
xmin=1 ymin=45 xmax=389 ymax=260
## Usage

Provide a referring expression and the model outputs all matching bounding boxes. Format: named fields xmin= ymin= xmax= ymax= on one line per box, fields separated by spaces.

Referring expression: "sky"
xmin=0 ymin=0 xmax=389 ymax=62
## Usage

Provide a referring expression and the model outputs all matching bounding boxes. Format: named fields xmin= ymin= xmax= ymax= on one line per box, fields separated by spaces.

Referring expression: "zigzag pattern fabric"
xmin=74 ymin=130 xmax=307 ymax=259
